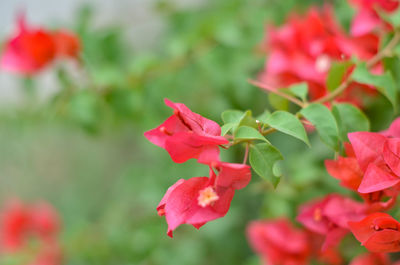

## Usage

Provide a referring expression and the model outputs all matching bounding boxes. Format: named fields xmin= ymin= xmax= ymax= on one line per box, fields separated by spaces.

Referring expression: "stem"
xmin=243 ymin=142 xmax=250 ymax=164
xmin=314 ymin=30 xmax=400 ymax=104
xmin=249 ymin=79 xmax=305 ymax=108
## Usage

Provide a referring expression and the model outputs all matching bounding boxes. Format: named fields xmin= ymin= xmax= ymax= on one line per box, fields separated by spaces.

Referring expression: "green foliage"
xmin=234 ymin=126 xmax=268 ymax=143
xmin=326 ymin=61 xmax=352 ymax=91
xmin=249 ymin=143 xmax=283 ymax=187
xmin=288 ymin=82 xmax=309 ymax=102
xmin=265 ymin=111 xmax=310 ymax=146
xmin=300 ymin=104 xmax=340 ymax=150
xmin=332 ymin=103 xmax=370 ymax=141
xmin=352 ymin=63 xmax=398 ymax=110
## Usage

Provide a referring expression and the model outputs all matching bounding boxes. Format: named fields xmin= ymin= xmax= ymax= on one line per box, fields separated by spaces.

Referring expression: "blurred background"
xmin=0 ymin=0 xmax=384 ymax=264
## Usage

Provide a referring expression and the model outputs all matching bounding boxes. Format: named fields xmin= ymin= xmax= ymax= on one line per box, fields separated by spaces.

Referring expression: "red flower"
xmin=0 ymin=200 xmax=61 ymax=265
xmin=349 ymin=253 xmax=391 ymax=265
xmin=246 ymin=219 xmax=311 ymax=265
xmin=348 ymin=132 xmax=400 ymax=194
xmin=1 ymin=14 xmax=56 ymax=75
xmin=258 ymin=6 xmax=379 ymax=105
xmin=297 ymin=194 xmax=366 ymax=250
xmin=52 ymin=30 xmax=81 ymax=59
xmin=349 ymin=0 xmax=399 ymax=36
xmin=144 ymin=99 xmax=229 ymax=164
xmin=157 ymin=162 xmax=250 ymax=237
xmin=348 ymin=212 xmax=400 ymax=252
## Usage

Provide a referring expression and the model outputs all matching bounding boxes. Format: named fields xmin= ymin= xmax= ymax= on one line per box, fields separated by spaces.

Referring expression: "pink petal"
xmin=214 ymin=162 xmax=251 ymax=190
xmin=383 ymin=138 xmax=400 ymax=176
xmin=358 ymin=163 xmax=400 ymax=193
xmin=348 ymin=132 xmax=387 ymax=171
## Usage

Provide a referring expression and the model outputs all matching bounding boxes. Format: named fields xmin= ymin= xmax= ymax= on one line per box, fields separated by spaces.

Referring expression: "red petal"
xmin=383 ymin=138 xmax=400 ymax=176
xmin=214 ymin=162 xmax=251 ymax=190
xmin=348 ymin=132 xmax=387 ymax=171
xmin=358 ymin=163 xmax=400 ymax=193
xmin=325 ymin=157 xmax=363 ymax=191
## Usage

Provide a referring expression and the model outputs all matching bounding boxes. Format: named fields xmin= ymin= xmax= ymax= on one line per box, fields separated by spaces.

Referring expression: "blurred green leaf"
xmin=249 ymin=143 xmax=283 ymax=187
xmin=234 ymin=126 xmax=268 ymax=143
xmin=300 ymin=103 xmax=340 ymax=150
xmin=265 ymin=111 xmax=310 ymax=146
xmin=268 ymin=93 xmax=289 ymax=111
xmin=326 ymin=61 xmax=352 ymax=91
xmin=289 ymin=82 xmax=308 ymax=101
xmin=352 ymin=63 xmax=398 ymax=110
xmin=332 ymin=103 xmax=370 ymax=141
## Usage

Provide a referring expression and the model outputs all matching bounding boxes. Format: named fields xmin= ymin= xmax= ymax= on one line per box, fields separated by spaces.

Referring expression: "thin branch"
xmin=243 ymin=142 xmax=250 ymax=164
xmin=314 ymin=30 xmax=400 ymax=104
xmin=249 ymin=79 xmax=305 ymax=108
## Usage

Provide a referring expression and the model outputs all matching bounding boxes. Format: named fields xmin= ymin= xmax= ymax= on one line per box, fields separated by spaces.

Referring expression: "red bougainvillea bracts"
xmin=144 ymin=99 xmax=229 ymax=164
xmin=0 ymin=199 xmax=62 ymax=265
xmin=258 ymin=6 xmax=380 ymax=105
xmin=349 ymin=212 xmax=400 ymax=252
xmin=297 ymin=194 xmax=366 ymax=250
xmin=157 ymin=162 xmax=251 ymax=237
xmin=1 ymin=14 xmax=81 ymax=75
xmin=247 ymin=219 xmax=311 ymax=265
xmin=349 ymin=0 xmax=399 ymax=36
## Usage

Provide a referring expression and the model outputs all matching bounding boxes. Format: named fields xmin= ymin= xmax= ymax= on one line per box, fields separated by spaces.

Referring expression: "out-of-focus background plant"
xmin=1 ymin=0 xmax=398 ymax=264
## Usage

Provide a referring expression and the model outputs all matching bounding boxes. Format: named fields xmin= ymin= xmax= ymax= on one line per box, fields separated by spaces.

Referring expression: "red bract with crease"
xmin=349 ymin=0 xmax=399 ymax=36
xmin=144 ymin=99 xmax=229 ymax=164
xmin=348 ymin=132 xmax=400 ymax=195
xmin=246 ymin=219 xmax=311 ymax=265
xmin=349 ymin=212 xmax=400 ymax=252
xmin=1 ymin=14 xmax=56 ymax=75
xmin=258 ymin=6 xmax=379 ymax=105
xmin=157 ymin=162 xmax=251 ymax=237
xmin=297 ymin=194 xmax=366 ymax=250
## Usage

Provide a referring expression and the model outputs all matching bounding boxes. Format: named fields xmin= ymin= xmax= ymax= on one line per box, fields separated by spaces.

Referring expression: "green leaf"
xmin=249 ymin=143 xmax=283 ymax=187
xmin=268 ymin=93 xmax=288 ymax=111
xmin=237 ymin=110 xmax=258 ymax=129
xmin=221 ymin=123 xmax=235 ymax=136
xmin=300 ymin=103 xmax=340 ymax=150
xmin=256 ymin=110 xmax=271 ymax=124
xmin=221 ymin=110 xmax=244 ymax=124
xmin=332 ymin=103 xmax=370 ymax=141
xmin=289 ymin=82 xmax=308 ymax=101
xmin=265 ymin=111 xmax=310 ymax=146
xmin=326 ymin=61 xmax=352 ymax=91
xmin=352 ymin=63 xmax=397 ymax=109
xmin=234 ymin=126 xmax=268 ymax=143
xmin=380 ymin=8 xmax=400 ymax=27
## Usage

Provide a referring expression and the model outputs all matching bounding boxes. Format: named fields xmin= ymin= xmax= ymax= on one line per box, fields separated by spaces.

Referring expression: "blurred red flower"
xmin=349 ymin=0 xmax=399 ymax=36
xmin=349 ymin=253 xmax=391 ymax=265
xmin=0 ymin=199 xmax=62 ymax=265
xmin=246 ymin=219 xmax=311 ymax=265
xmin=258 ymin=6 xmax=379 ymax=106
xmin=144 ymin=99 xmax=229 ymax=164
xmin=157 ymin=162 xmax=250 ymax=237
xmin=297 ymin=194 xmax=366 ymax=250
xmin=1 ymin=14 xmax=81 ymax=75
xmin=1 ymin=14 xmax=56 ymax=75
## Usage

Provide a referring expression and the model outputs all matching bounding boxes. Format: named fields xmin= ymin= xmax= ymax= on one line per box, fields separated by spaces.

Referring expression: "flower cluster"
xmin=258 ymin=5 xmax=381 ymax=105
xmin=0 ymin=199 xmax=62 ymax=265
xmin=1 ymin=14 xmax=80 ymax=75
xmin=145 ymin=99 xmax=251 ymax=236
xmin=246 ymin=117 xmax=400 ymax=264
xmin=349 ymin=0 xmax=399 ymax=36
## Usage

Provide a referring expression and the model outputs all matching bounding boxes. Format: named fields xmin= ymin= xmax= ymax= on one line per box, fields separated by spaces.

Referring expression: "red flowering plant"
xmin=0 ymin=199 xmax=62 ymax=265
xmin=1 ymin=13 xmax=80 ymax=76
xmin=142 ymin=1 xmax=400 ymax=264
